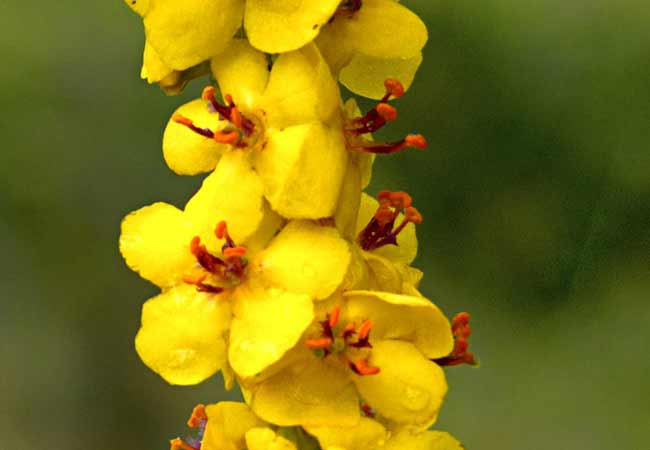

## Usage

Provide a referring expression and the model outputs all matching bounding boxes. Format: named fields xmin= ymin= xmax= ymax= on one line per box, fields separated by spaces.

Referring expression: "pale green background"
xmin=1 ymin=1 xmax=649 ymax=449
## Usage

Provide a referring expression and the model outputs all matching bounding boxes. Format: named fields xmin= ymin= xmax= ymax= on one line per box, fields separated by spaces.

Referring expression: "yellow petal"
xmin=340 ymin=52 xmax=423 ymax=100
xmin=245 ymin=428 xmax=297 ymax=450
xmin=142 ymin=40 xmax=177 ymax=83
xmin=344 ymin=290 xmax=453 ymax=359
xmin=343 ymin=0 xmax=426 ymax=59
xmin=261 ymin=44 xmax=340 ymax=128
xmin=202 ymin=402 xmax=266 ymax=450
xmin=210 ymin=39 xmax=269 ymax=111
xmin=385 ymin=430 xmax=465 ymax=450
xmin=356 ymin=193 xmax=418 ymax=264
xmin=245 ymin=0 xmax=340 ymax=53
xmin=249 ymin=357 xmax=360 ymax=427
xmin=184 ymin=151 xmax=265 ymax=252
xmin=258 ymin=220 xmax=350 ymax=300
xmin=144 ymin=0 xmax=244 ymax=70
xmin=334 ymin=161 xmax=362 ymax=240
xmin=351 ymin=340 xmax=447 ymax=430
xmin=135 ymin=285 xmax=232 ymax=385
xmin=305 ymin=417 xmax=387 ymax=450
xmin=229 ymin=284 xmax=313 ymax=378
xmin=163 ymin=99 xmax=227 ymax=175
xmin=315 ymin=22 xmax=355 ymax=75
xmin=343 ymin=99 xmax=375 ymax=187
xmin=363 ymin=252 xmax=403 ymax=294
xmin=254 ymin=122 xmax=348 ymax=219
xmin=119 ymin=202 xmax=195 ymax=289
xmin=124 ymin=0 xmax=149 ymax=17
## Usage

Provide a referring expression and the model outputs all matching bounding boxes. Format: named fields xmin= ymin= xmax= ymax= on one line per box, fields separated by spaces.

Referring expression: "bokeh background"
xmin=1 ymin=0 xmax=649 ymax=449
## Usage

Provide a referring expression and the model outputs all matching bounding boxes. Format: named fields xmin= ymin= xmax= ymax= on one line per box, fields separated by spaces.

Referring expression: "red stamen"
xmin=350 ymin=358 xmax=380 ymax=376
xmin=190 ymin=236 xmax=225 ymax=273
xmin=186 ymin=404 xmax=207 ymax=428
xmin=173 ymin=114 xmax=215 ymax=139
xmin=328 ymin=304 xmax=341 ymax=328
xmin=384 ymin=78 xmax=405 ymax=100
xmin=434 ymin=312 xmax=478 ymax=367
xmin=357 ymin=319 xmax=373 ymax=340
xmin=342 ymin=322 xmax=356 ymax=339
xmin=357 ymin=190 xmax=423 ymax=251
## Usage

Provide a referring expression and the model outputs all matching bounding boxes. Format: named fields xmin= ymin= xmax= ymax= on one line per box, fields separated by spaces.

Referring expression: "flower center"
xmin=305 ymin=305 xmax=380 ymax=376
xmin=357 ymin=190 xmax=423 ymax=251
xmin=170 ymin=404 xmax=207 ymax=450
xmin=345 ymin=79 xmax=427 ymax=155
xmin=173 ymin=86 xmax=262 ymax=149
xmin=433 ymin=312 xmax=478 ymax=367
xmin=183 ymin=221 xmax=248 ymax=294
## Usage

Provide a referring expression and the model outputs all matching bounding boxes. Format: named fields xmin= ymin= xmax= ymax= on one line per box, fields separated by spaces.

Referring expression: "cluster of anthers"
xmin=170 ymin=405 xmax=207 ymax=450
xmin=345 ymin=79 xmax=427 ymax=155
xmin=182 ymin=221 xmax=247 ymax=294
xmin=306 ymin=304 xmax=380 ymax=376
xmin=357 ymin=190 xmax=423 ymax=251
xmin=173 ymin=86 xmax=260 ymax=148
xmin=434 ymin=312 xmax=477 ymax=367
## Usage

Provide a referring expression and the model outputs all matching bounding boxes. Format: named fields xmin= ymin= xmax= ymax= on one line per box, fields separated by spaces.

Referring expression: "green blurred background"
xmin=1 ymin=1 xmax=649 ymax=449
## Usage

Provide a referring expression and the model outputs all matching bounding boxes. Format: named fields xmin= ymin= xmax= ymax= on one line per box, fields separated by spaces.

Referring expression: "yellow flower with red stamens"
xmin=244 ymin=292 xmax=454 ymax=431
xmin=123 ymin=0 xmax=342 ymax=79
xmin=316 ymin=0 xmax=428 ymax=99
xmin=164 ymin=41 xmax=349 ymax=220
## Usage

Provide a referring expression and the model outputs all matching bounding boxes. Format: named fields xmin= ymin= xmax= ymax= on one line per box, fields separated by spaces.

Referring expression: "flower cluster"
xmin=120 ymin=1 xmax=477 ymax=449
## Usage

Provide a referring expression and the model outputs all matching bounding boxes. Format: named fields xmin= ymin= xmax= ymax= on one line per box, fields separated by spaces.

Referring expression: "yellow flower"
xmin=169 ymin=402 xmax=297 ymax=450
xmin=124 ymin=0 xmax=341 ymax=74
xmin=316 ymin=0 xmax=428 ymax=99
xmin=165 ymin=41 xmax=348 ymax=220
xmin=120 ymin=158 xmax=331 ymax=385
xmin=244 ymin=291 xmax=454 ymax=431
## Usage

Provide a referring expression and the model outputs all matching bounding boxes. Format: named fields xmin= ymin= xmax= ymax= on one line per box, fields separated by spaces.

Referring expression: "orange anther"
xmin=389 ymin=191 xmax=412 ymax=209
xmin=329 ymin=304 xmax=341 ymax=328
xmin=172 ymin=114 xmax=193 ymax=127
xmin=306 ymin=337 xmax=333 ymax=349
xmin=189 ymin=236 xmax=202 ymax=256
xmin=405 ymin=206 xmax=423 ymax=224
xmin=183 ymin=272 xmax=207 ymax=285
xmin=170 ymin=438 xmax=196 ymax=450
xmin=202 ymin=86 xmax=216 ymax=102
xmin=352 ymin=358 xmax=380 ymax=376
xmin=213 ymin=130 xmax=239 ymax=144
xmin=358 ymin=319 xmax=373 ymax=340
xmin=405 ymin=134 xmax=427 ymax=149
xmin=223 ymin=246 xmax=247 ymax=258
xmin=187 ymin=404 xmax=207 ymax=428
xmin=384 ymin=79 xmax=405 ymax=98
xmin=376 ymin=103 xmax=397 ymax=121
xmin=215 ymin=221 xmax=228 ymax=240
xmin=230 ymin=106 xmax=243 ymax=129
xmin=224 ymin=94 xmax=234 ymax=105
xmin=377 ymin=190 xmax=392 ymax=202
